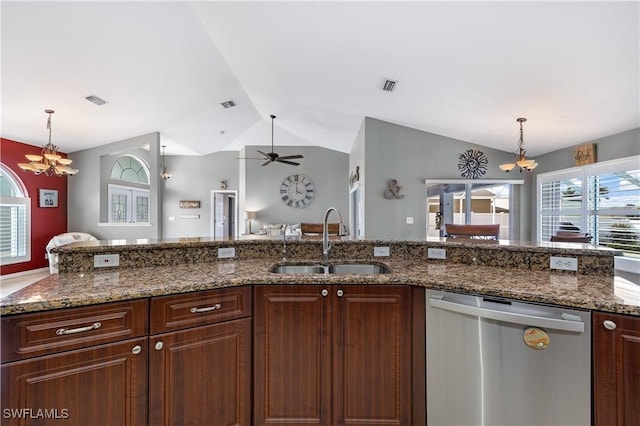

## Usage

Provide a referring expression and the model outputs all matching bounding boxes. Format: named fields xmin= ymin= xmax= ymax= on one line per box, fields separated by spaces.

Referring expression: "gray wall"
xmin=360 ymin=117 xmax=524 ymax=239
xmin=527 ymin=127 xmax=640 ymax=240
xmin=69 ymin=140 xmax=347 ymax=239
xmin=243 ymin=145 xmax=349 ymax=230
xmin=68 ymin=133 xmax=161 ymax=240
xmin=162 ymin=151 xmax=239 ymax=238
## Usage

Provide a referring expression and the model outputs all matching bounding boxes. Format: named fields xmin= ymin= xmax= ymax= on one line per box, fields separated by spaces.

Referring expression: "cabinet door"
xmin=1 ymin=337 xmax=148 ymax=426
xmin=149 ymin=318 xmax=251 ymax=426
xmin=254 ymin=285 xmax=332 ymax=426
xmin=593 ymin=311 xmax=640 ymax=426
xmin=332 ymin=285 xmax=412 ymax=426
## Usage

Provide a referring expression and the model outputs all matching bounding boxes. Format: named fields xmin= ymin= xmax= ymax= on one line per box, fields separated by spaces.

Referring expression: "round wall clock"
xmin=280 ymin=174 xmax=315 ymax=208
xmin=458 ymin=149 xmax=488 ymax=179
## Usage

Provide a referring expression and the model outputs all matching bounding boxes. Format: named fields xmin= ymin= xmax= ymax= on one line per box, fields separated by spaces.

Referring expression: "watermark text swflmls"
xmin=2 ymin=408 xmax=70 ymax=419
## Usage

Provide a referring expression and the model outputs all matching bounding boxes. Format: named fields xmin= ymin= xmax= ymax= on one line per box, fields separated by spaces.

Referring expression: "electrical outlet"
xmin=428 ymin=248 xmax=446 ymax=260
xmin=406 ymin=217 xmax=414 ymax=224
xmin=94 ymin=254 xmax=120 ymax=268
xmin=374 ymin=246 xmax=390 ymax=257
xmin=218 ymin=247 xmax=236 ymax=259
xmin=550 ymin=256 xmax=578 ymax=271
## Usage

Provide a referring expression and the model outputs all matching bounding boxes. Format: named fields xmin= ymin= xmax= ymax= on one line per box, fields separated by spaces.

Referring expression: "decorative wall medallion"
xmin=458 ymin=149 xmax=488 ymax=179
xmin=384 ymin=179 xmax=405 ymax=199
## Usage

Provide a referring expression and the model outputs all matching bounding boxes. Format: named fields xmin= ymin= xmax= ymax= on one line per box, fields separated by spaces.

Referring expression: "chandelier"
xmin=18 ymin=110 xmax=78 ymax=176
xmin=160 ymin=145 xmax=172 ymax=179
xmin=499 ymin=117 xmax=538 ymax=172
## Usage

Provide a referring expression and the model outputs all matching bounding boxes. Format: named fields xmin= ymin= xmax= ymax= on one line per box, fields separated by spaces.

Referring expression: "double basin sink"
xmin=270 ymin=262 xmax=391 ymax=275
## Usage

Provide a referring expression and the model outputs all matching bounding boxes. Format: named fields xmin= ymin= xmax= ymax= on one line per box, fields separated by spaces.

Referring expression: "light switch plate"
xmin=94 ymin=254 xmax=120 ymax=268
xmin=374 ymin=246 xmax=390 ymax=257
xmin=406 ymin=217 xmax=414 ymax=224
xmin=550 ymin=256 xmax=578 ymax=271
xmin=427 ymin=248 xmax=446 ymax=260
xmin=218 ymin=247 xmax=236 ymax=259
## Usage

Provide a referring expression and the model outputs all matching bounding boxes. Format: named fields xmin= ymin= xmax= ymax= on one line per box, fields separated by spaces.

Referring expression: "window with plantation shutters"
xmin=0 ymin=164 xmax=31 ymax=265
xmin=538 ymin=156 xmax=640 ymax=256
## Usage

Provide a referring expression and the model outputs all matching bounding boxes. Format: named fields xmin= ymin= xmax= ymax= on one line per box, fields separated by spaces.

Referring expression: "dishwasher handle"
xmin=429 ymin=295 xmax=585 ymax=333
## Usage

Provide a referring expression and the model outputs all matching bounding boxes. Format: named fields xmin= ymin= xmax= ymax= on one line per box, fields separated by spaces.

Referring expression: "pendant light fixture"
xmin=160 ymin=145 xmax=172 ymax=179
xmin=499 ymin=117 xmax=538 ymax=173
xmin=18 ymin=110 xmax=79 ymax=176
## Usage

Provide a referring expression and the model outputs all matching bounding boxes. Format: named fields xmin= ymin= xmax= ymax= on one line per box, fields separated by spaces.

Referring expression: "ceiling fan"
xmin=250 ymin=114 xmax=304 ymax=166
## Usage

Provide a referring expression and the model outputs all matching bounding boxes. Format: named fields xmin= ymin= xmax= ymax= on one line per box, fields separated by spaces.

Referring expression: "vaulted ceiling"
xmin=1 ymin=1 xmax=638 ymax=157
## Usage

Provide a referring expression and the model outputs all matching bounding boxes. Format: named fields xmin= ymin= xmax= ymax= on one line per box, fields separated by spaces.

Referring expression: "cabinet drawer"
xmin=1 ymin=299 xmax=148 ymax=363
xmin=150 ymin=286 xmax=251 ymax=334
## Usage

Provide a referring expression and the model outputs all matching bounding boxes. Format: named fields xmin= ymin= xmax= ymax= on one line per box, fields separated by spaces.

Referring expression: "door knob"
xmin=603 ymin=320 xmax=616 ymax=331
xmin=337 ymin=289 xmax=344 ymax=297
xmin=321 ymin=289 xmax=329 ymax=297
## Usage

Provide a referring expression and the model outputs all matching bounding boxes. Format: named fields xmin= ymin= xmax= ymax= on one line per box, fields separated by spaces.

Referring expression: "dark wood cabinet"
xmin=254 ymin=284 xmax=421 ymax=426
xmin=593 ymin=311 xmax=640 ymax=426
xmin=149 ymin=286 xmax=252 ymax=426
xmin=1 ymin=300 xmax=149 ymax=426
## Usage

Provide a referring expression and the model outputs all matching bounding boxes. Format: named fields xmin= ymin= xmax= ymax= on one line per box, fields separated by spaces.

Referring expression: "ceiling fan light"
xmin=25 ymin=154 xmax=43 ymax=162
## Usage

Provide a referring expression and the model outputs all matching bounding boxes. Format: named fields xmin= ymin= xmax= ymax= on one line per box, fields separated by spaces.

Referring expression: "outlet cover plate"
xmin=550 ymin=256 xmax=578 ymax=271
xmin=218 ymin=247 xmax=236 ymax=259
xmin=374 ymin=246 xmax=390 ymax=257
xmin=94 ymin=254 xmax=120 ymax=268
xmin=427 ymin=248 xmax=446 ymax=260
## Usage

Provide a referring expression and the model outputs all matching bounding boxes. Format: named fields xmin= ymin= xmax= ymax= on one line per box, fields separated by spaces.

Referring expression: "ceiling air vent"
xmin=381 ymin=79 xmax=398 ymax=92
xmin=85 ymin=94 xmax=107 ymax=105
xmin=220 ymin=100 xmax=236 ymax=109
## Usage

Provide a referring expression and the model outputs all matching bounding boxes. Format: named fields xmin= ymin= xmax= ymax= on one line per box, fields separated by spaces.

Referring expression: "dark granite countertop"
xmin=2 ymin=258 xmax=639 ymax=317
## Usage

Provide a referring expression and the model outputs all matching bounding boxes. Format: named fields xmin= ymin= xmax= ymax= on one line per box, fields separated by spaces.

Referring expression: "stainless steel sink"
xmin=269 ymin=262 xmax=391 ymax=275
xmin=328 ymin=263 xmax=390 ymax=274
xmin=270 ymin=264 xmax=327 ymax=274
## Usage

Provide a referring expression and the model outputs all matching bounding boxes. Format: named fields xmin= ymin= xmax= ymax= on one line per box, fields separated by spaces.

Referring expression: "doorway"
xmin=211 ymin=190 xmax=238 ymax=239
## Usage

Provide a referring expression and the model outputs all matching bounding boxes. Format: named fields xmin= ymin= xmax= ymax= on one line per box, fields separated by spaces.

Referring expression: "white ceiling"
xmin=1 ymin=1 xmax=638 ymax=157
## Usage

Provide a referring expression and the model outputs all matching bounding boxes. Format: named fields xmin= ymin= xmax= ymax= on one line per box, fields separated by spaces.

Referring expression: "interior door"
xmin=211 ymin=190 xmax=238 ymax=239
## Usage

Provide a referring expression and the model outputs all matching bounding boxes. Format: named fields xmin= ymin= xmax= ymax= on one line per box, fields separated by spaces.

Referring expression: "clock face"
xmin=280 ymin=174 xmax=315 ymax=208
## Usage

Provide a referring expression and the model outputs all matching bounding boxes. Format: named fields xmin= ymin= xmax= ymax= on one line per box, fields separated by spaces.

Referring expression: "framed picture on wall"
xmin=39 ymin=189 xmax=58 ymax=208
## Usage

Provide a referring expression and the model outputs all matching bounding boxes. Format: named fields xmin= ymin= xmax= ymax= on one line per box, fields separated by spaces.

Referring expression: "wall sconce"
xmin=245 ymin=211 xmax=257 ymax=234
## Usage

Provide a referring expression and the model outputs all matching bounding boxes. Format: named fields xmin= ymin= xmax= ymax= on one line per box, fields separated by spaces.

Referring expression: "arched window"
xmin=110 ymin=155 xmax=150 ymax=184
xmin=108 ymin=155 xmax=150 ymax=223
xmin=0 ymin=164 xmax=30 ymax=265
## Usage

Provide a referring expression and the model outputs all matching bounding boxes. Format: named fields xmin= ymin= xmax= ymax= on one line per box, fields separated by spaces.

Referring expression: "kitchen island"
xmin=1 ymin=238 xmax=638 ymax=426
xmin=1 ymin=238 xmax=638 ymax=316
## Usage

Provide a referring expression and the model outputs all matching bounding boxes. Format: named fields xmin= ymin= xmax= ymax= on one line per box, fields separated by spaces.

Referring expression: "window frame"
xmin=537 ymin=155 xmax=640 ymax=257
xmin=0 ymin=164 xmax=31 ymax=265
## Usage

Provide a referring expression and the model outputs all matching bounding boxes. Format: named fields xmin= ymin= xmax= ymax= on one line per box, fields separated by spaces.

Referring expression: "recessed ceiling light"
xmin=381 ymin=79 xmax=398 ymax=92
xmin=220 ymin=100 xmax=236 ymax=109
xmin=85 ymin=94 xmax=107 ymax=105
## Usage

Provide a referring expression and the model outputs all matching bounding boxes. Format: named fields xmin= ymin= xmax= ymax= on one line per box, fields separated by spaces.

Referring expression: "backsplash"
xmin=55 ymin=239 xmax=620 ymax=276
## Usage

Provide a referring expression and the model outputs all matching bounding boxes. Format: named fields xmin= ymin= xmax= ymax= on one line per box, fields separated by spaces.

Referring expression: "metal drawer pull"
xmin=56 ymin=322 xmax=102 ymax=335
xmin=603 ymin=320 xmax=617 ymax=331
xmin=190 ymin=303 xmax=222 ymax=313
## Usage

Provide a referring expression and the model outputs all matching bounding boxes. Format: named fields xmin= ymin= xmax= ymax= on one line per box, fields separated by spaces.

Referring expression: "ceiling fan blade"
xmin=276 ymin=158 xmax=300 ymax=166
xmin=278 ymin=154 xmax=304 ymax=160
xmin=256 ymin=150 xmax=270 ymax=159
xmin=261 ymin=159 xmax=273 ymax=166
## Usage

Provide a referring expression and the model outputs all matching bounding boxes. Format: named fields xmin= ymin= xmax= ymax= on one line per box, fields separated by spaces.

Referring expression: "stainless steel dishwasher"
xmin=426 ymin=289 xmax=591 ymax=426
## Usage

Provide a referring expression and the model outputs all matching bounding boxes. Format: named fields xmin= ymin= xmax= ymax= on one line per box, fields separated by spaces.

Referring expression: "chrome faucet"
xmin=322 ymin=207 xmax=346 ymax=262
xmin=282 ymin=224 xmax=292 ymax=262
